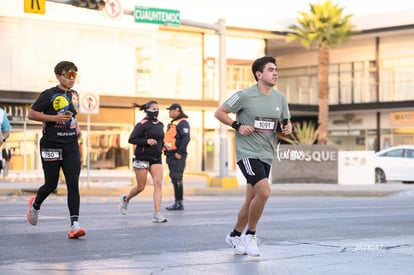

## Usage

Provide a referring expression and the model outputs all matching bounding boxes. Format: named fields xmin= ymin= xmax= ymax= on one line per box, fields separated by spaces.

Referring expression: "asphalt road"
xmin=1 ymin=194 xmax=414 ymax=274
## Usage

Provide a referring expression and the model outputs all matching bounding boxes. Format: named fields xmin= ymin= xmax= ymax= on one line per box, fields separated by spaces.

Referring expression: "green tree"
xmin=287 ymin=0 xmax=358 ymax=144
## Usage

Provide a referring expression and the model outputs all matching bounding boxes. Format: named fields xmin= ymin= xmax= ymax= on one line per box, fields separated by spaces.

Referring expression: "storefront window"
xmin=329 ymin=64 xmax=339 ymax=104
xmin=278 ymin=67 xmax=317 ymax=105
xmin=329 ymin=129 xmax=366 ymax=150
xmin=227 ymin=63 xmax=255 ymax=91
xmin=353 ymin=61 xmax=377 ymax=103
xmin=392 ymin=128 xmax=414 ymax=146
xmin=281 ymin=61 xmax=377 ymax=105
xmin=339 ymin=63 xmax=353 ymax=104
xmin=78 ymin=108 xmax=133 ymax=171
xmin=203 ymin=58 xmax=217 ymax=100
xmin=5 ymin=130 xmax=38 ymax=171
xmin=380 ymin=56 xmax=414 ymax=101
xmin=87 ymin=133 xmax=129 ymax=169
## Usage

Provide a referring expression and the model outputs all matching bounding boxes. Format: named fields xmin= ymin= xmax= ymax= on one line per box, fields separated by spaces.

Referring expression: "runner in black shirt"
xmin=26 ymin=61 xmax=86 ymax=238
xmin=119 ymin=100 xmax=168 ymax=223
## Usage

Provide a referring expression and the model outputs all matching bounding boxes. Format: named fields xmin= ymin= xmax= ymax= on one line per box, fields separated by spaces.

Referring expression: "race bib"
xmin=253 ymin=117 xmax=278 ymax=133
xmin=41 ymin=148 xmax=63 ymax=161
xmin=133 ymin=160 xmax=149 ymax=169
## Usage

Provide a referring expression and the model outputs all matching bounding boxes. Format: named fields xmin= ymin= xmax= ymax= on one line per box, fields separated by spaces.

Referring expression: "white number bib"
xmin=253 ymin=117 xmax=278 ymax=133
xmin=133 ymin=160 xmax=149 ymax=169
xmin=41 ymin=148 xmax=63 ymax=161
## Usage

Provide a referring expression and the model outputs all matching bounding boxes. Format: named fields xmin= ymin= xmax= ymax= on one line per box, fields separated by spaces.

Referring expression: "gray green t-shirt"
xmin=224 ymin=85 xmax=290 ymax=165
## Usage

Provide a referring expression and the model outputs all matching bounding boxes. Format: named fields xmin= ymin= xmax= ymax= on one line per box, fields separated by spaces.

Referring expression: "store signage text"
xmin=275 ymin=143 xmax=337 ymax=162
xmin=0 ymin=104 xmax=31 ymax=123
xmin=390 ymin=111 xmax=414 ymax=125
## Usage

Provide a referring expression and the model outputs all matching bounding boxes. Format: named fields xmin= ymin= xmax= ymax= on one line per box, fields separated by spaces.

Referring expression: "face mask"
xmin=146 ymin=109 xmax=159 ymax=121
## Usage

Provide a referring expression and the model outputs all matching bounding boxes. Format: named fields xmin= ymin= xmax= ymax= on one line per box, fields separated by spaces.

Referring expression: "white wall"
xmin=338 ymin=151 xmax=375 ymax=185
xmin=380 ymin=31 xmax=414 ymax=58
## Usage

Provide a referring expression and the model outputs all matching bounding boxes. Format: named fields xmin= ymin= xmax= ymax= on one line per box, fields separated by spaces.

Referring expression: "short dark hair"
xmin=251 ymin=56 xmax=276 ymax=81
xmin=54 ymin=61 xmax=78 ymax=75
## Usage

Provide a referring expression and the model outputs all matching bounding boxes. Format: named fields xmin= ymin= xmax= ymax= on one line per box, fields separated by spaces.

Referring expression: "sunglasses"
xmin=61 ymin=71 xmax=77 ymax=79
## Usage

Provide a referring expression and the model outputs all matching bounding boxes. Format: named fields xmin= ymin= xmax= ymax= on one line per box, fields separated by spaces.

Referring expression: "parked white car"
xmin=374 ymin=145 xmax=414 ymax=183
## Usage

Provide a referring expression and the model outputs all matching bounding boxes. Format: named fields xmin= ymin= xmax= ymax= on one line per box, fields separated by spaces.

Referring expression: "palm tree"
xmin=278 ymin=121 xmax=320 ymax=145
xmin=287 ymin=0 xmax=358 ymax=144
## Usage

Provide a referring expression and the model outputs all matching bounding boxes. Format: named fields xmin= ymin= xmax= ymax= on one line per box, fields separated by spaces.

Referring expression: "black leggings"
xmin=35 ymin=140 xmax=81 ymax=222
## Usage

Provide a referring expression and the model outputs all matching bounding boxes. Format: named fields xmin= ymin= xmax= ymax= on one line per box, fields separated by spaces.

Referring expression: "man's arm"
xmin=28 ymin=109 xmax=72 ymax=123
xmin=214 ymin=105 xmax=233 ymax=126
xmin=214 ymin=105 xmax=255 ymax=136
xmin=0 ymin=131 xmax=10 ymax=146
xmin=76 ymin=120 xmax=82 ymax=140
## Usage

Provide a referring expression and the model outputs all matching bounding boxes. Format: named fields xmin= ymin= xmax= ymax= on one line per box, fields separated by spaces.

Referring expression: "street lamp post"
xmin=181 ymin=18 xmax=229 ymax=178
xmin=217 ymin=19 xmax=228 ymax=178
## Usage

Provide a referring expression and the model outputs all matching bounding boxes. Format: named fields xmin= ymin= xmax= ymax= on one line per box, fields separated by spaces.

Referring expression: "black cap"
xmin=166 ymin=103 xmax=182 ymax=112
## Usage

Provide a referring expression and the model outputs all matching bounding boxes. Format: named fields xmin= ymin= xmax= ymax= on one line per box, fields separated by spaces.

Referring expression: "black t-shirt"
xmin=31 ymin=86 xmax=79 ymax=144
xmin=128 ymin=118 xmax=164 ymax=161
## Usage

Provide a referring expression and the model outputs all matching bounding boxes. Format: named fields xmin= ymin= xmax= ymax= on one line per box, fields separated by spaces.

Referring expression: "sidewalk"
xmin=1 ymin=170 xmax=414 ymax=197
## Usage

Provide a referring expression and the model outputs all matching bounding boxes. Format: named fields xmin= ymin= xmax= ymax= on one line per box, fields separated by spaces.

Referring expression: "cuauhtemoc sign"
xmin=134 ymin=6 xmax=180 ymax=26
xmin=272 ymin=144 xmax=338 ymax=183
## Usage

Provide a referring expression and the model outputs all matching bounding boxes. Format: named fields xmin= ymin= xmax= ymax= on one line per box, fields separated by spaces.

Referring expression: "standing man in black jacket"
xmin=164 ymin=103 xmax=190 ymax=211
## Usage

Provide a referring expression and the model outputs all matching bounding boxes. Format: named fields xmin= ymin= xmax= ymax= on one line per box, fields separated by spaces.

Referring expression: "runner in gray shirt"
xmin=215 ymin=56 xmax=292 ymax=256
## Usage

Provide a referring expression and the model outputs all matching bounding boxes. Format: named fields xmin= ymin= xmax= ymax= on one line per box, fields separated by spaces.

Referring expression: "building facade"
xmin=271 ymin=26 xmax=414 ymax=151
xmin=0 ymin=1 xmax=263 ymax=173
xmin=1 ymin=1 xmax=414 ymax=174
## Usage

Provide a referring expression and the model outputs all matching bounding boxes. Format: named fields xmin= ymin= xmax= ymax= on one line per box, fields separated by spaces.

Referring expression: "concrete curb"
xmin=1 ymin=182 xmax=413 ymax=197
xmin=2 ymin=172 xmax=414 ymax=197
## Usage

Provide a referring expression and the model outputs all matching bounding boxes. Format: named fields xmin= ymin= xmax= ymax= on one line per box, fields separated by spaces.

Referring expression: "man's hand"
xmin=56 ymin=112 xmax=72 ymax=123
xmin=281 ymin=121 xmax=293 ymax=135
xmin=238 ymin=125 xmax=255 ymax=136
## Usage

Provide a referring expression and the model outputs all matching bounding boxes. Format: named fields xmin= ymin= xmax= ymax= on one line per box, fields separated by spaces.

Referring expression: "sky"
xmin=124 ymin=0 xmax=414 ymax=30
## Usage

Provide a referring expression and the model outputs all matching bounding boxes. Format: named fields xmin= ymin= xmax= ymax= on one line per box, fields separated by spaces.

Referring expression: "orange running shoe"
xmin=26 ymin=196 xmax=39 ymax=226
xmin=67 ymin=221 xmax=86 ymax=238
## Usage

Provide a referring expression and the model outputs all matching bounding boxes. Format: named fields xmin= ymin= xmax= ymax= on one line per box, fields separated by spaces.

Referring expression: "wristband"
xmin=231 ymin=121 xmax=241 ymax=131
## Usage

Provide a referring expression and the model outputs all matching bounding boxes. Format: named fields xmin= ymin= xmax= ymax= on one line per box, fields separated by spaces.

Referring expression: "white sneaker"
xmin=152 ymin=212 xmax=167 ymax=223
xmin=241 ymin=233 xmax=260 ymax=256
xmin=26 ymin=196 xmax=39 ymax=226
xmin=119 ymin=194 xmax=128 ymax=215
xmin=225 ymin=233 xmax=246 ymax=255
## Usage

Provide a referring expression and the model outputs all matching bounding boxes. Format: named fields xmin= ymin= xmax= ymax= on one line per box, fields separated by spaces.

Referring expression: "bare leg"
xmin=247 ymin=179 xmax=271 ymax=232
xmin=125 ymin=168 xmax=148 ymax=202
xmin=234 ymin=184 xmax=255 ymax=233
xmin=149 ymin=164 xmax=163 ymax=213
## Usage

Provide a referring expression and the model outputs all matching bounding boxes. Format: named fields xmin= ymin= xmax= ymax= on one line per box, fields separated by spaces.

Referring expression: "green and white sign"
xmin=134 ymin=6 xmax=180 ymax=26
